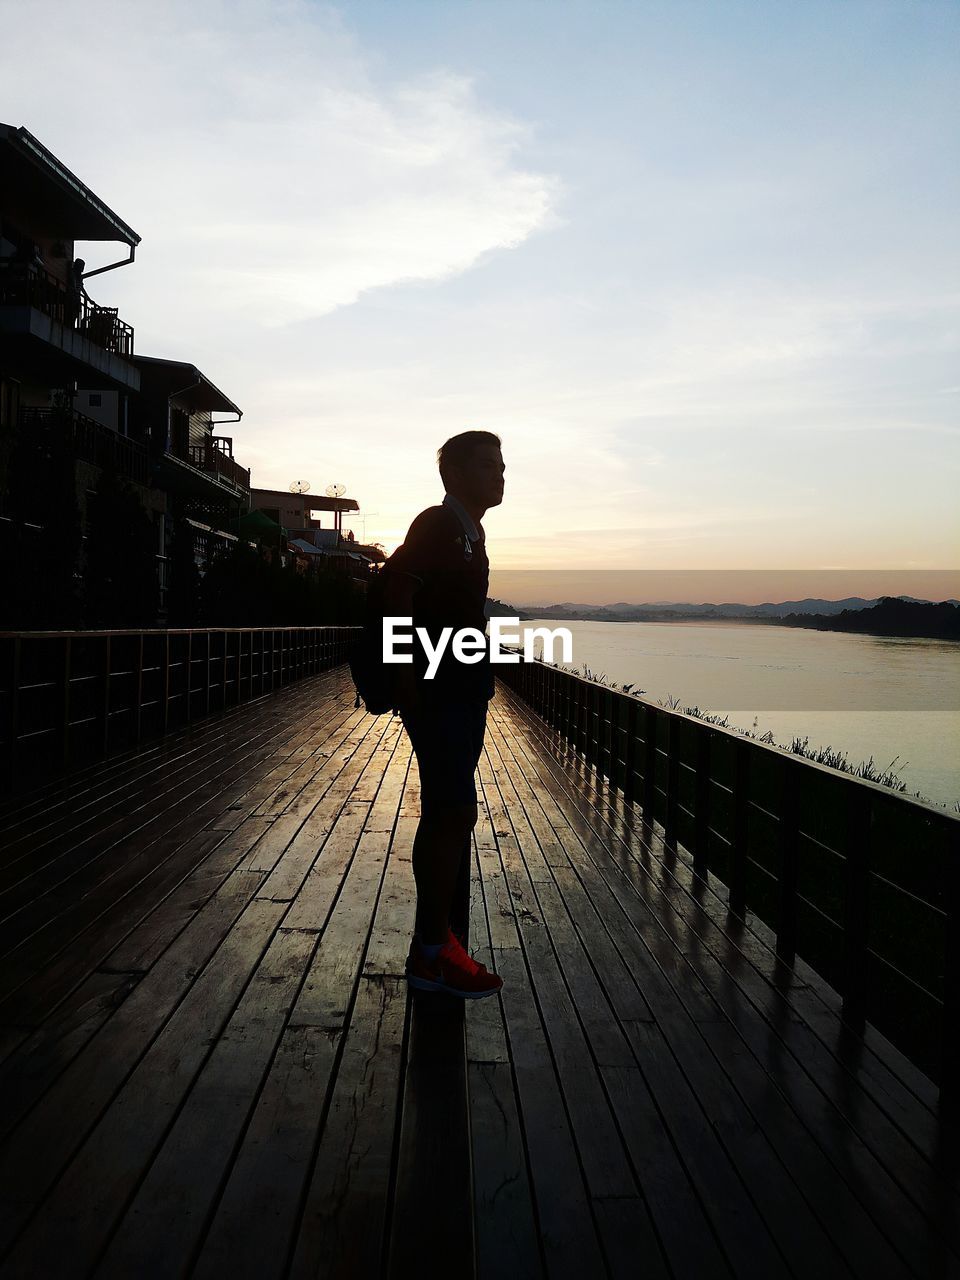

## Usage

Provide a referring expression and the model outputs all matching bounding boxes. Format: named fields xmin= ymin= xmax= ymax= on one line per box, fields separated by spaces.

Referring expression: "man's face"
xmin=454 ymin=443 xmax=505 ymax=510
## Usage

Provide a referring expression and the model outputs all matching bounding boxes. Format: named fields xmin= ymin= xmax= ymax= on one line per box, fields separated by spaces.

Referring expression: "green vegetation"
xmin=553 ymin=658 xmax=960 ymax=814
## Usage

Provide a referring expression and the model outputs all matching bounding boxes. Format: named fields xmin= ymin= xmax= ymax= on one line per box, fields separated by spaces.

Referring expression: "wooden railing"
xmin=0 ymin=627 xmax=357 ymax=797
xmin=20 ymin=406 xmax=150 ymax=487
xmin=497 ymin=652 xmax=960 ymax=1094
xmin=0 ymin=264 xmax=134 ymax=357
xmin=186 ymin=442 xmax=251 ymax=491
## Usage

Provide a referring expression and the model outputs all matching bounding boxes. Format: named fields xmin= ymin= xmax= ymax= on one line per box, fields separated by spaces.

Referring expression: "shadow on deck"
xmin=0 ymin=667 xmax=957 ymax=1279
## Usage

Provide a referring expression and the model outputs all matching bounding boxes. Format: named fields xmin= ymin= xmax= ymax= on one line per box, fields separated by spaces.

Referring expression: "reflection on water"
xmin=520 ymin=619 xmax=960 ymax=809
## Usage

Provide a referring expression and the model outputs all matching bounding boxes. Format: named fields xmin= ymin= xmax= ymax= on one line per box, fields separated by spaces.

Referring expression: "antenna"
xmin=289 ymin=480 xmax=311 ymax=494
xmin=326 ymin=482 xmax=346 ymax=498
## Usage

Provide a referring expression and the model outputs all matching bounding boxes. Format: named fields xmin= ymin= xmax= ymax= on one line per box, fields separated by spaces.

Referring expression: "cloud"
xmin=1 ymin=0 xmax=557 ymax=340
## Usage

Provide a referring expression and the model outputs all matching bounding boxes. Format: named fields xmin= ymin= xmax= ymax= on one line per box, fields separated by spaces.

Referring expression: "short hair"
xmin=437 ymin=430 xmax=501 ymax=488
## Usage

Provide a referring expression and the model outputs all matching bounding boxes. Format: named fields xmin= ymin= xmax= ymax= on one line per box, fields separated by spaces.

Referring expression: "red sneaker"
xmin=405 ymin=933 xmax=504 ymax=999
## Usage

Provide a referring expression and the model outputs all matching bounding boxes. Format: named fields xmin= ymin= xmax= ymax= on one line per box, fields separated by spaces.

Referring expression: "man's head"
xmin=437 ymin=430 xmax=504 ymax=512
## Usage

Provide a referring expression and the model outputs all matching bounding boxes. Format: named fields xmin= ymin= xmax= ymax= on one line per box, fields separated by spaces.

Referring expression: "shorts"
xmin=400 ymin=696 xmax=488 ymax=818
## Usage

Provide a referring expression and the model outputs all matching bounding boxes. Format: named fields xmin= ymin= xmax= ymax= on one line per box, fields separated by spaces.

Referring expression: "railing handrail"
xmin=497 ymin=646 xmax=960 ymax=1092
xmin=501 ymin=647 xmax=958 ymax=824
xmin=0 ymin=627 xmax=360 ymax=800
xmin=0 ymin=625 xmax=361 ymax=637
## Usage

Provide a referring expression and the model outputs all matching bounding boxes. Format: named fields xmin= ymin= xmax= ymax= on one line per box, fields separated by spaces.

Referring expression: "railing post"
xmin=134 ymin=632 xmax=144 ymax=744
xmin=730 ymin=739 xmax=750 ymax=919
xmin=842 ymin=787 xmax=872 ymax=1032
xmin=100 ymin=634 xmax=112 ymax=756
xmin=10 ymin=636 xmax=21 ymax=780
xmin=643 ymin=705 xmax=657 ymax=821
xmin=588 ymin=682 xmax=599 ymax=769
xmin=162 ymin=632 xmax=171 ymax=734
xmin=694 ymin=728 xmax=711 ymax=878
xmin=61 ymin=636 xmax=72 ymax=771
xmin=603 ymin=688 xmax=615 ymax=782
xmin=777 ymin=758 xmax=801 ymax=965
xmin=942 ymin=821 xmax=960 ymax=1103
xmin=624 ymin=697 xmax=639 ymax=805
xmin=186 ymin=631 xmax=194 ymax=722
xmin=665 ymin=713 xmax=679 ymax=849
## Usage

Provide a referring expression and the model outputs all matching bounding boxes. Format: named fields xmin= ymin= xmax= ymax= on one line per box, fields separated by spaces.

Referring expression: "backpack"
xmin=350 ymin=506 xmax=481 ymax=713
xmin=349 ymin=568 xmax=399 ymax=715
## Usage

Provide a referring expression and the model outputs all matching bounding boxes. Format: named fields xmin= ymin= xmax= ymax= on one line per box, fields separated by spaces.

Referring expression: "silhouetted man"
xmin=66 ymin=257 xmax=87 ymax=328
xmin=384 ymin=430 xmax=505 ymax=998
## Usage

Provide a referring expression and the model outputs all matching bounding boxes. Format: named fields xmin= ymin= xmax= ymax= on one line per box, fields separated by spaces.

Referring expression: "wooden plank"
xmin=0 ymin=671 xmax=350 ymax=883
xmin=465 ymin=846 xmax=543 ymax=1278
xmin=0 ymin=703 xmax=368 ymax=1025
xmin=0 ymin=969 xmax=142 ymax=1139
xmin=93 ymin=925 xmax=319 ymax=1277
xmin=386 ymin=995 xmax=473 ymax=1279
xmin=256 ymin=718 xmax=400 ymax=905
xmin=507 ymin=697 xmax=960 ymax=1226
xmin=472 ymin=786 xmax=611 ymax=1279
xmin=257 ymin=730 xmax=409 ymax=1278
xmin=0 ymin=676 xmax=342 ymax=878
xmin=195 ymin=738 xmax=410 ymax=1279
xmin=468 ymin=1062 xmax=546 ymax=1280
xmin=512 ymin=683 xmax=945 ymax=1121
xmin=0 ymin=686 xmax=358 ymax=957
xmin=0 ymin=898 xmax=287 ymax=1270
xmin=0 ymin=695 xmax=348 ymax=970
xmin=0 ymin=874 xmax=277 ymax=1253
xmin=484 ymin=722 xmax=794 ymax=1280
xmin=496 ymin=690 xmax=952 ymax=1276
xmin=191 ymin=1023 xmax=342 ymax=1280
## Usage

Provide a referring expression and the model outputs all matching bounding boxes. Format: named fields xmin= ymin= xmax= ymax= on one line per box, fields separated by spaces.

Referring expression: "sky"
xmin=2 ymin=0 xmax=958 ymax=595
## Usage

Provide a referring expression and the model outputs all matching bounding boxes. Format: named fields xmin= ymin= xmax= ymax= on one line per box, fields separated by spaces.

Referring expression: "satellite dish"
xmin=326 ymin=482 xmax=346 ymax=498
xmin=289 ymin=481 xmax=311 ymax=494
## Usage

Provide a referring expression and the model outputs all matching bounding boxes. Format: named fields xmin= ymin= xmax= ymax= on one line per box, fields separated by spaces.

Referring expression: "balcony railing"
xmin=20 ymin=406 xmax=151 ymax=487
xmin=0 ymin=262 xmax=134 ymax=358
xmin=186 ymin=440 xmax=251 ymax=491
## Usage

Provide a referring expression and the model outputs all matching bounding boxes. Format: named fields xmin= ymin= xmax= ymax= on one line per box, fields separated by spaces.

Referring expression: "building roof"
xmin=252 ymin=487 xmax=360 ymax=513
xmin=131 ymin=355 xmax=241 ymax=416
xmin=0 ymin=124 xmax=140 ymax=245
xmin=289 ymin=539 xmax=371 ymax=563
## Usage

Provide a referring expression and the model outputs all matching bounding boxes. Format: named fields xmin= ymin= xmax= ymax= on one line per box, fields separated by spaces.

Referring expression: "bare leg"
xmin=412 ymin=802 xmax=477 ymax=945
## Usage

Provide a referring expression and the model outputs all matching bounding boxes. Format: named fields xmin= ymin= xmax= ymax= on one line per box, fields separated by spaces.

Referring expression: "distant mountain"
xmin=487 ymin=595 xmax=960 ymax=627
xmin=508 ymin=596 xmax=919 ymax=622
xmin=495 ymin=596 xmax=960 ymax=624
xmin=779 ymin=596 xmax=960 ymax=641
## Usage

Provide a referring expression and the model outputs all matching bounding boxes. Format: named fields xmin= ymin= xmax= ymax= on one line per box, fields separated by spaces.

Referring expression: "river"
xmin=514 ymin=618 xmax=960 ymax=810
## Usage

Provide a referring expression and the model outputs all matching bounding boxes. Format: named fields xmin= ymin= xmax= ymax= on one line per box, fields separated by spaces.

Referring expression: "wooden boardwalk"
xmin=0 ymin=666 xmax=957 ymax=1279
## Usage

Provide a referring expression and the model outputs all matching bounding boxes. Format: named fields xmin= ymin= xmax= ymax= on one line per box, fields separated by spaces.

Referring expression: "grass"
xmin=551 ymin=658 xmax=960 ymax=814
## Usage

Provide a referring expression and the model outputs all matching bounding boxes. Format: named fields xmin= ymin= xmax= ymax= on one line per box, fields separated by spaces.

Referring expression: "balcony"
xmin=19 ymin=405 xmax=151 ymax=487
xmin=0 ymin=263 xmax=139 ymax=390
xmin=187 ymin=436 xmax=251 ymax=493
